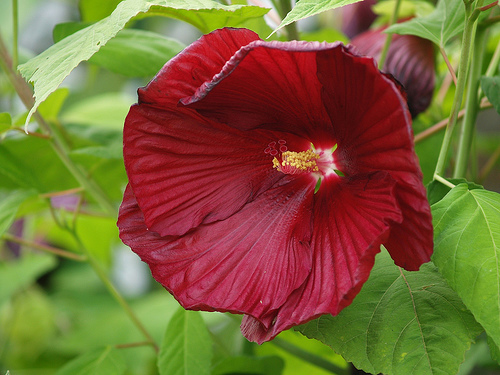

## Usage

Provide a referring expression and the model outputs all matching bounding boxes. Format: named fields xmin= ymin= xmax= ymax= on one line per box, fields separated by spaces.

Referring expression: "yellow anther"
xmin=273 ymin=150 xmax=320 ymax=174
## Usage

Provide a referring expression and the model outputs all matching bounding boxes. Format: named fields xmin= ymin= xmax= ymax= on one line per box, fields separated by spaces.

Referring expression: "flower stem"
xmin=433 ymin=1 xmax=476 ymax=179
xmin=272 ymin=337 xmax=349 ymax=374
xmin=378 ymin=0 xmax=402 ymax=69
xmin=439 ymin=47 xmax=458 ymax=86
xmin=278 ymin=0 xmax=300 ymax=40
xmin=453 ymin=26 xmax=486 ymax=178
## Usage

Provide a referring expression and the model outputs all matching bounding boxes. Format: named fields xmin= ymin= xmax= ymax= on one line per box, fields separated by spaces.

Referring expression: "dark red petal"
xmin=118 ymin=177 xmax=315 ymax=321
xmin=351 ymin=28 xmax=435 ymax=117
xmin=182 ymin=40 xmax=351 ymax=147
xmin=340 ymin=0 xmax=377 ymax=39
xmin=124 ymin=28 xmax=313 ymax=237
xmin=138 ymin=28 xmax=260 ymax=109
xmin=124 ymin=104 xmax=311 ymax=237
xmin=317 ymin=47 xmax=433 ymax=270
xmin=241 ymin=173 xmax=403 ymax=343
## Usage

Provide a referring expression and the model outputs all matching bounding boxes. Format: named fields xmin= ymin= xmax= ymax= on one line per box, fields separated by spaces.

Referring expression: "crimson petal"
xmin=118 ymin=176 xmax=315 ymax=321
xmin=241 ymin=172 xmax=403 ymax=343
xmin=182 ymin=40 xmax=352 ymax=147
xmin=124 ymin=29 xmax=303 ymax=237
xmin=138 ymin=28 xmax=260 ymax=109
xmin=316 ymin=48 xmax=433 ymax=270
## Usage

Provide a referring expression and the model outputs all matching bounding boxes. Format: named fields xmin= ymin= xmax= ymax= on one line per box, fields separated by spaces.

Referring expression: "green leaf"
xmin=432 ymin=184 xmax=500 ymax=350
xmin=481 ymin=76 xmax=500 ymax=114
xmin=0 ymin=254 xmax=57 ymax=306
xmin=158 ymin=307 xmax=213 ymax=375
xmin=79 ymin=0 xmax=123 ymax=22
xmin=427 ymin=178 xmax=483 ymax=205
xmin=0 ymin=190 xmax=37 ymax=237
xmin=54 ymin=24 xmax=185 ymax=77
xmin=54 ymin=346 xmax=126 ymax=375
xmin=298 ymin=250 xmax=482 ymax=375
xmin=212 ymin=355 xmax=284 ymax=375
xmin=272 ymin=0 xmax=362 ymax=36
xmin=386 ymin=0 xmax=466 ymax=47
xmin=142 ymin=2 xmax=270 ymax=34
xmin=18 ymin=0 xmax=269 ymax=127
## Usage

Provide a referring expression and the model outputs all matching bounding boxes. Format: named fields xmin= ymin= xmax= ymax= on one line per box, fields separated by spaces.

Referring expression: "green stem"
xmin=434 ymin=174 xmax=456 ymax=189
xmin=272 ymin=337 xmax=349 ymax=375
xmin=378 ymin=0 xmax=402 ymax=69
xmin=278 ymin=0 xmax=299 ymax=40
xmin=72 ymin=233 xmax=159 ymax=353
xmin=433 ymin=1 xmax=475 ymax=179
xmin=0 ymin=32 xmax=115 ymax=216
xmin=2 ymin=233 xmax=87 ymax=261
xmin=453 ymin=26 xmax=486 ymax=178
xmin=12 ymin=0 xmax=18 ymax=69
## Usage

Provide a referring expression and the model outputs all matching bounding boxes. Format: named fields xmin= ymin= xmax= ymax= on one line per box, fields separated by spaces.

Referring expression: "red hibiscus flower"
xmin=117 ymin=28 xmax=433 ymax=344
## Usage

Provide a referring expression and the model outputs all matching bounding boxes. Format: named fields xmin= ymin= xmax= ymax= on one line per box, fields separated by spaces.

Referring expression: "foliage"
xmin=1 ymin=0 xmax=500 ymax=374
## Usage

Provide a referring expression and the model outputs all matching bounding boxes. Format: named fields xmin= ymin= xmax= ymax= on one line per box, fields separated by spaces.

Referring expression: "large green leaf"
xmin=272 ymin=0 xmax=362 ymax=35
xmin=427 ymin=178 xmax=483 ymax=205
xmin=386 ymin=0 xmax=465 ymax=47
xmin=158 ymin=307 xmax=213 ymax=375
xmin=0 ymin=254 xmax=57 ymax=306
xmin=432 ymin=184 xmax=500 ymax=349
xmin=54 ymin=346 xmax=126 ymax=375
xmin=54 ymin=24 xmax=185 ymax=77
xmin=18 ymin=0 xmax=269 ymax=127
xmin=481 ymin=76 xmax=500 ymax=114
xmin=298 ymin=251 xmax=482 ymax=375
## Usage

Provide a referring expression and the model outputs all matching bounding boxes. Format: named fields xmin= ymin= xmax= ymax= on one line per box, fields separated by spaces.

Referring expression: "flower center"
xmin=264 ymin=140 xmax=340 ymax=178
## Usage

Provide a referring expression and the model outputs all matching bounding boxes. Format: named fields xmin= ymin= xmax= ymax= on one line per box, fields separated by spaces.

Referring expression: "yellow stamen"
xmin=273 ymin=150 xmax=320 ymax=174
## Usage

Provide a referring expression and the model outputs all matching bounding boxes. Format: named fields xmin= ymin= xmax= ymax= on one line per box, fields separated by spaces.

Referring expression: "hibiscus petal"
xmin=182 ymin=40 xmax=351 ymax=146
xmin=124 ymin=28 xmax=312 ymax=237
xmin=241 ymin=172 xmax=403 ymax=343
xmin=316 ymin=48 xmax=433 ymax=270
xmin=124 ymin=104 xmax=312 ymax=237
xmin=118 ymin=176 xmax=315 ymax=321
xmin=138 ymin=28 xmax=260 ymax=108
